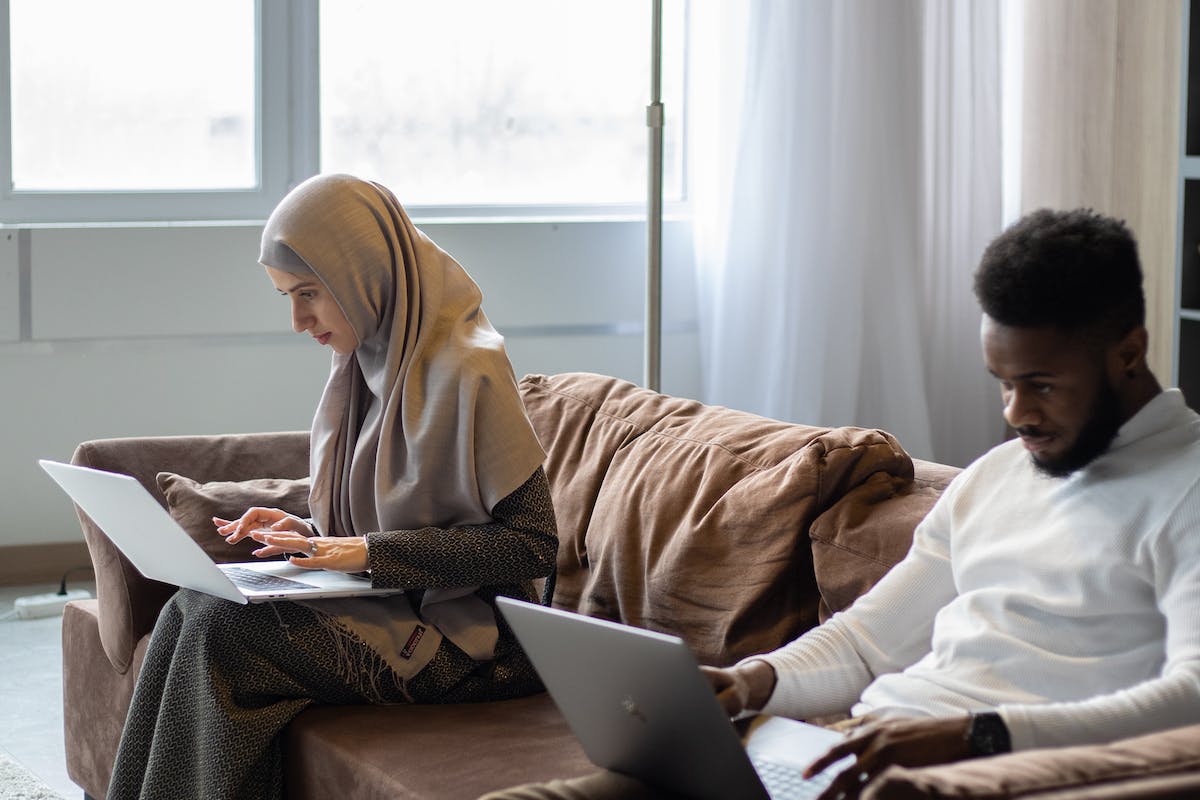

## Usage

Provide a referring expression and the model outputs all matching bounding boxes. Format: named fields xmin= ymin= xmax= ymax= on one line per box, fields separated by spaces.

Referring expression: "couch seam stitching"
xmin=808 ymin=537 xmax=896 ymax=568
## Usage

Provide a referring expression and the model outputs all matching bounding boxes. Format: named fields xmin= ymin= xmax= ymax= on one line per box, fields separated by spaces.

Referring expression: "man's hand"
xmin=700 ymin=660 xmax=777 ymax=717
xmin=808 ymin=715 xmax=973 ymax=800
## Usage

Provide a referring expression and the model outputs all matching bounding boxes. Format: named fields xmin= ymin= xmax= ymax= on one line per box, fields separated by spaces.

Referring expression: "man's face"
xmin=981 ymin=316 xmax=1124 ymax=478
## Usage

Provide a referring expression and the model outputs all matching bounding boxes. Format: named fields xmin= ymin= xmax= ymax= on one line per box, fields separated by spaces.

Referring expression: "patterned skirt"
xmin=106 ymin=588 xmax=543 ymax=800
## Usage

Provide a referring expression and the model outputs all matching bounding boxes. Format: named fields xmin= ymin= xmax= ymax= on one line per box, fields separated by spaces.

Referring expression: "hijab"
xmin=259 ymin=175 xmax=545 ymax=644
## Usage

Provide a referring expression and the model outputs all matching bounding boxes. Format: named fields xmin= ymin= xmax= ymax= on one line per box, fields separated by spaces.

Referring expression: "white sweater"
xmin=752 ymin=389 xmax=1200 ymax=751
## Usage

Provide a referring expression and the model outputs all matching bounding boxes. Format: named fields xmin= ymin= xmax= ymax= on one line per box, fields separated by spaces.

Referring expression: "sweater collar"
xmin=1108 ymin=388 xmax=1189 ymax=452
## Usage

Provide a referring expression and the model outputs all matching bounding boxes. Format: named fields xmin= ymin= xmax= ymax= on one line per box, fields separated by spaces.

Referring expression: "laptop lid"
xmin=496 ymin=597 xmax=849 ymax=800
xmin=39 ymin=459 xmax=397 ymax=604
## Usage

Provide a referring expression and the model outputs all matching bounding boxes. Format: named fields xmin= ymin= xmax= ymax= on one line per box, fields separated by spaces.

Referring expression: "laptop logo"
xmin=621 ymin=695 xmax=648 ymax=724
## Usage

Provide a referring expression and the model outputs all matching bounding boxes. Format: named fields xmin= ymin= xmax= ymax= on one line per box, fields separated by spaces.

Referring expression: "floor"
xmin=0 ymin=581 xmax=95 ymax=800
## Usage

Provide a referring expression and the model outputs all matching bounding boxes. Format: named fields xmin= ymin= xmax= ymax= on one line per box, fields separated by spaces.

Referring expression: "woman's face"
xmin=265 ymin=265 xmax=358 ymax=355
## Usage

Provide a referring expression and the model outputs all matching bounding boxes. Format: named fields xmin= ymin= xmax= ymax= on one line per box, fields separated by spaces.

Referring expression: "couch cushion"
xmin=156 ymin=472 xmax=311 ymax=563
xmin=864 ymin=723 xmax=1200 ymax=799
xmin=518 ymin=373 xmax=915 ymax=667
xmin=808 ymin=458 xmax=958 ymax=621
xmin=284 ymin=694 xmax=596 ymax=800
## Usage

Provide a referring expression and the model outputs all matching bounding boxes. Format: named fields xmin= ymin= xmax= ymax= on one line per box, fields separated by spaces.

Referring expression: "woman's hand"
xmin=247 ymin=531 xmax=369 ymax=574
xmin=214 ymin=507 xmax=313 ymax=545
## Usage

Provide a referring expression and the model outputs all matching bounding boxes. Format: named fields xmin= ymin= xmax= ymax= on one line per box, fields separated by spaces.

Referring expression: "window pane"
xmin=319 ymin=0 xmax=685 ymax=206
xmin=10 ymin=0 xmax=256 ymax=191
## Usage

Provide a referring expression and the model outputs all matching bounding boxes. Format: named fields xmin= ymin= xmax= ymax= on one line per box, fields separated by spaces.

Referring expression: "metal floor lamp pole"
xmin=645 ymin=0 xmax=664 ymax=391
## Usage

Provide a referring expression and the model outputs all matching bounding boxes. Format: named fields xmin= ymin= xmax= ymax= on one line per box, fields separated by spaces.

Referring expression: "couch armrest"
xmin=71 ymin=431 xmax=310 ymax=673
xmin=864 ymin=723 xmax=1200 ymax=799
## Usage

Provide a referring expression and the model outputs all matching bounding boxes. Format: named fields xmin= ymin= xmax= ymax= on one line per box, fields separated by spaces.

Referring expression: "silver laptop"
xmin=40 ymin=459 xmax=399 ymax=604
xmin=496 ymin=597 xmax=855 ymax=800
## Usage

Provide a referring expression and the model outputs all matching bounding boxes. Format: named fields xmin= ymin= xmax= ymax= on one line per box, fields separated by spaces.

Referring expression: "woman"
xmin=106 ymin=174 xmax=558 ymax=800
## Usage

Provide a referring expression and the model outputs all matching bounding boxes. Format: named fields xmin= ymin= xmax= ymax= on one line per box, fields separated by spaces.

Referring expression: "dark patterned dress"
xmin=106 ymin=468 xmax=557 ymax=800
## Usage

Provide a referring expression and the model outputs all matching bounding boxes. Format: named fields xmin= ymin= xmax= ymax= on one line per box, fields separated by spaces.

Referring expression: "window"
xmin=320 ymin=0 xmax=685 ymax=209
xmin=0 ymin=0 xmax=685 ymax=223
xmin=11 ymin=0 xmax=255 ymax=191
xmin=0 ymin=0 xmax=298 ymax=223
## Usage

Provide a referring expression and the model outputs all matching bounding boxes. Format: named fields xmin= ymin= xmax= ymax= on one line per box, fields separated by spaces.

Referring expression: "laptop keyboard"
xmin=224 ymin=566 xmax=317 ymax=592
xmin=754 ymin=758 xmax=835 ymax=800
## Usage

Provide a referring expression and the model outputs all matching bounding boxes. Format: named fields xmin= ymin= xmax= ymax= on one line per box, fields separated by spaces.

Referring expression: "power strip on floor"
xmin=13 ymin=589 xmax=91 ymax=620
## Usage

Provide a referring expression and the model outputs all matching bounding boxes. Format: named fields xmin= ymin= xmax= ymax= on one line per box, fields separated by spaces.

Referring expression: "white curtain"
xmin=690 ymin=0 xmax=1007 ymax=466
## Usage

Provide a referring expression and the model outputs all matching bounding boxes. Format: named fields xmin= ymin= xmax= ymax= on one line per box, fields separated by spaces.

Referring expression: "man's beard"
xmin=1022 ymin=380 xmax=1123 ymax=478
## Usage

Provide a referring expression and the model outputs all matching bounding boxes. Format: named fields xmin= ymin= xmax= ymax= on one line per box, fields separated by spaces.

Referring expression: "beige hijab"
xmin=259 ymin=174 xmax=545 ymax=656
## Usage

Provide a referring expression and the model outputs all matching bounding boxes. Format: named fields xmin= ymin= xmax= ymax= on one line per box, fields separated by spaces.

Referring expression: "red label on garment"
xmin=400 ymin=625 xmax=426 ymax=660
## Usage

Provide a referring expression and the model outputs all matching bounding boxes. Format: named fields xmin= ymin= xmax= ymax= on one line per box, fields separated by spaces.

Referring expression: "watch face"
xmin=969 ymin=712 xmax=1011 ymax=757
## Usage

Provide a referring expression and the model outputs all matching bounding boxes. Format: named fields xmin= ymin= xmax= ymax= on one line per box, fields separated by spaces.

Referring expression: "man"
xmin=488 ymin=209 xmax=1200 ymax=800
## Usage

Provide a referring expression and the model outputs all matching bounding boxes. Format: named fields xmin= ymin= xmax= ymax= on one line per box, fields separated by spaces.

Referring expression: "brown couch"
xmin=61 ymin=372 xmax=1200 ymax=799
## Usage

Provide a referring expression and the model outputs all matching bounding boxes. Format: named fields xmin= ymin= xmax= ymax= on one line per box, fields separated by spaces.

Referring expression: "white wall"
xmin=0 ymin=219 xmax=700 ymax=547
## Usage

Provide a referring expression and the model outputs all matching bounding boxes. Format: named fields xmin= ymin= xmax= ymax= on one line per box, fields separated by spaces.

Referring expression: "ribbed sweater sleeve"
xmin=365 ymin=467 xmax=557 ymax=594
xmin=999 ymin=667 xmax=1200 ymax=750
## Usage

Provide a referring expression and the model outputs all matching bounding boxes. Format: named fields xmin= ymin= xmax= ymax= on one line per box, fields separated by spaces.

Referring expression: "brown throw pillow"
xmin=156 ymin=472 xmax=311 ymax=563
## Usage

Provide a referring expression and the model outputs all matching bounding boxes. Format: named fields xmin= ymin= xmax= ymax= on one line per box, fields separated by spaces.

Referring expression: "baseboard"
xmin=0 ymin=541 xmax=93 ymax=587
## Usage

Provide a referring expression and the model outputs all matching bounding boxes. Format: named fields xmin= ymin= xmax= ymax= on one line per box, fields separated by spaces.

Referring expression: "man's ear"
xmin=1109 ymin=326 xmax=1149 ymax=381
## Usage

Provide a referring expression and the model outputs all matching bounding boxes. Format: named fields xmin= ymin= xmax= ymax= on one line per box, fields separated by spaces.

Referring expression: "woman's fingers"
xmin=268 ymin=517 xmax=312 ymax=535
xmin=215 ymin=507 xmax=291 ymax=543
xmin=245 ymin=531 xmax=368 ymax=574
xmin=249 ymin=530 xmax=308 ymax=553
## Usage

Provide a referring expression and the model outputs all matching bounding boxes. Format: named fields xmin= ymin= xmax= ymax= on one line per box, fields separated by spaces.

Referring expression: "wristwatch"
xmin=965 ymin=711 xmax=1012 ymax=757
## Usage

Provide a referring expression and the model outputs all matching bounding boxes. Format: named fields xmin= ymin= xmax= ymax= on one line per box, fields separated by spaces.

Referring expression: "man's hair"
xmin=974 ymin=208 xmax=1145 ymax=341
